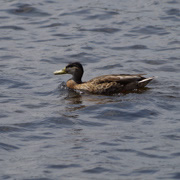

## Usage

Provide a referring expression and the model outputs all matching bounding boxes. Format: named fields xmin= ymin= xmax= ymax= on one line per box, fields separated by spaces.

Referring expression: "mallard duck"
xmin=54 ymin=62 xmax=154 ymax=95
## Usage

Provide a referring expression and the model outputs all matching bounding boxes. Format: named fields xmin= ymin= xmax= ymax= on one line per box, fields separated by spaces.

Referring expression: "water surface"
xmin=0 ymin=0 xmax=180 ymax=179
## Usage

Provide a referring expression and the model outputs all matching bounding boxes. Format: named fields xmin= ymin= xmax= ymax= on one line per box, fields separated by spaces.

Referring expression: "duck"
xmin=54 ymin=62 xmax=154 ymax=95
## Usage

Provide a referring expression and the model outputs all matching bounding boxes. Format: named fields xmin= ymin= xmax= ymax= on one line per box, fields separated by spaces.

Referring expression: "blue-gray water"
xmin=0 ymin=0 xmax=180 ymax=179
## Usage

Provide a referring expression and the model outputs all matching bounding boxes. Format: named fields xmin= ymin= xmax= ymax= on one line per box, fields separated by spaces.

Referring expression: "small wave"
xmin=22 ymin=103 xmax=49 ymax=109
xmin=0 ymin=126 xmax=20 ymax=133
xmin=8 ymin=3 xmax=50 ymax=17
xmin=0 ymin=77 xmax=29 ymax=89
xmin=166 ymin=8 xmax=180 ymax=16
xmin=0 ymin=142 xmax=19 ymax=151
xmin=130 ymin=25 xmax=169 ymax=35
xmin=0 ymin=26 xmax=25 ymax=30
xmin=60 ymin=9 xmax=91 ymax=16
xmin=58 ymin=81 xmax=67 ymax=90
xmin=163 ymin=134 xmax=180 ymax=140
xmin=171 ymin=172 xmax=180 ymax=179
xmin=79 ymin=27 xmax=120 ymax=34
xmin=40 ymin=23 xmax=67 ymax=28
xmin=84 ymin=11 xmax=118 ymax=20
xmin=47 ymin=164 xmax=81 ymax=169
xmin=111 ymin=45 xmax=148 ymax=50
xmin=83 ymin=167 xmax=111 ymax=174
xmin=95 ymin=108 xmax=158 ymax=121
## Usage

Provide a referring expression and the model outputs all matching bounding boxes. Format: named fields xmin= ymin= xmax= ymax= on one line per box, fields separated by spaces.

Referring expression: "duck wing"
xmin=88 ymin=74 xmax=146 ymax=84
xmin=76 ymin=74 xmax=154 ymax=94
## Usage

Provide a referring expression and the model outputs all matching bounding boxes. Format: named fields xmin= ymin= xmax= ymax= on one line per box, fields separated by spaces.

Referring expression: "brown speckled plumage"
xmin=54 ymin=62 xmax=154 ymax=95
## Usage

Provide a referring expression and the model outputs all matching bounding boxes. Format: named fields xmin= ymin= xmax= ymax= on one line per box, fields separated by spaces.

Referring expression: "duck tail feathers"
xmin=138 ymin=76 xmax=157 ymax=88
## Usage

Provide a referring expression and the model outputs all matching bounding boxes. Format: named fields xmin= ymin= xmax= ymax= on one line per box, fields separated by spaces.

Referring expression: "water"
xmin=0 ymin=0 xmax=180 ymax=179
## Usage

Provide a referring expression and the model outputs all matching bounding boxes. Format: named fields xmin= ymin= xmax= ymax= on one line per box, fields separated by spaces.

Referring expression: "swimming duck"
xmin=54 ymin=62 xmax=154 ymax=95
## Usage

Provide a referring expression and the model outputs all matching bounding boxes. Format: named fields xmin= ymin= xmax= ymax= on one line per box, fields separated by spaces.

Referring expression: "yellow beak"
xmin=54 ymin=68 xmax=66 ymax=75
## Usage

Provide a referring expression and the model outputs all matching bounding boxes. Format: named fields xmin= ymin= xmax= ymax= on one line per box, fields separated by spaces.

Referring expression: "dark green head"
xmin=54 ymin=62 xmax=84 ymax=83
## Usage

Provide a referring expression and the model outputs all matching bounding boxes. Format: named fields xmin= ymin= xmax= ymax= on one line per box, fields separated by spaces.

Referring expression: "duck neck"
xmin=72 ymin=71 xmax=83 ymax=84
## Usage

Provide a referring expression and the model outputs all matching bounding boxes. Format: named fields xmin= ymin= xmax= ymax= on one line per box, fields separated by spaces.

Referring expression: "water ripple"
xmin=0 ymin=126 xmax=20 ymax=133
xmin=79 ymin=27 xmax=120 ymax=33
xmin=8 ymin=3 xmax=50 ymax=17
xmin=60 ymin=9 xmax=91 ymax=16
xmin=0 ymin=142 xmax=19 ymax=151
xmin=0 ymin=25 xmax=25 ymax=31
xmin=47 ymin=164 xmax=81 ymax=169
xmin=95 ymin=108 xmax=159 ymax=121
xmin=166 ymin=8 xmax=180 ymax=16
xmin=130 ymin=25 xmax=169 ymax=35
xmin=83 ymin=167 xmax=111 ymax=174
xmin=110 ymin=45 xmax=148 ymax=50
xmin=171 ymin=172 xmax=180 ymax=179
xmin=132 ymin=168 xmax=158 ymax=175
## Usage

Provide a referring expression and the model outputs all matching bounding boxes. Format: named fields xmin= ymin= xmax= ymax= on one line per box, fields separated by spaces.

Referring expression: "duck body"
xmin=54 ymin=62 xmax=154 ymax=95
